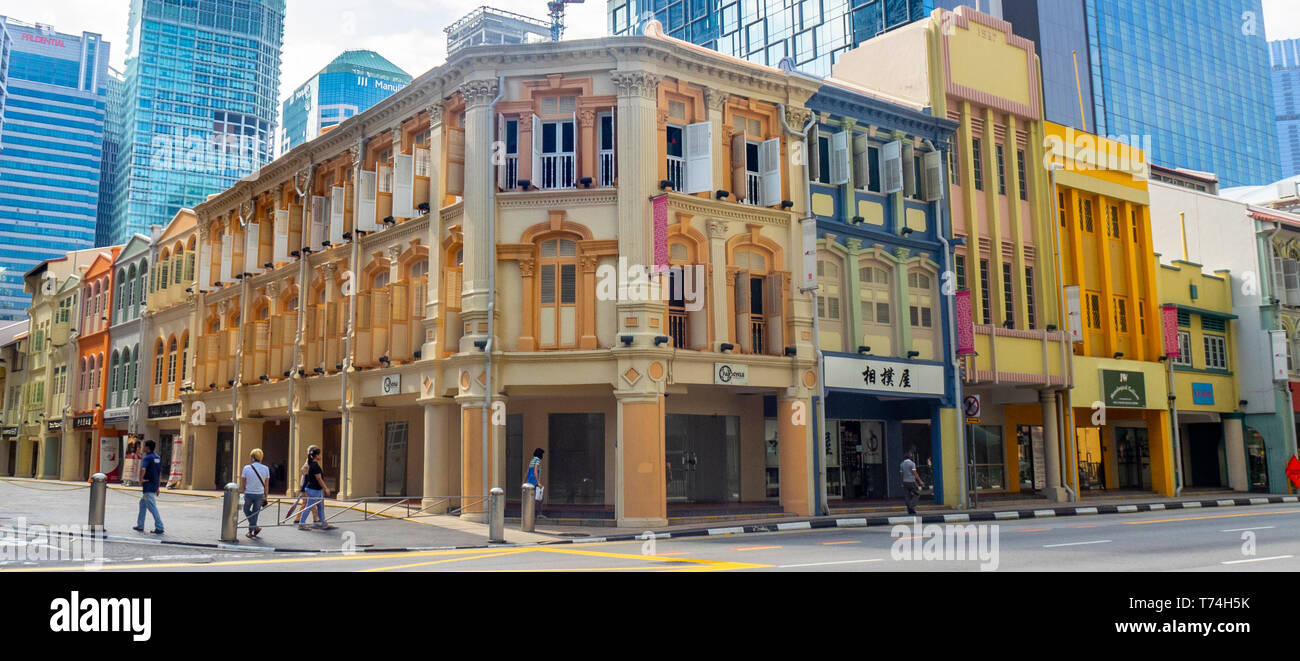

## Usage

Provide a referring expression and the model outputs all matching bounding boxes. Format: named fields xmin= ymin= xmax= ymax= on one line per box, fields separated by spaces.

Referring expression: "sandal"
xmin=245 ymin=531 xmax=256 ymax=538
xmin=298 ymin=525 xmax=313 ymax=531
xmin=317 ymin=524 xmax=337 ymax=530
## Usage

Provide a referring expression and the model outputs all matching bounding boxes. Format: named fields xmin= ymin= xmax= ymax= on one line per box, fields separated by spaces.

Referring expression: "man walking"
xmin=133 ymin=440 xmax=165 ymax=534
xmin=901 ymin=450 xmax=925 ymax=517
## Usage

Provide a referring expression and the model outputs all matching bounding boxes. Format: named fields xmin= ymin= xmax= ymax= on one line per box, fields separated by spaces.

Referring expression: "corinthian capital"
xmin=610 ymin=71 xmax=660 ymax=100
xmin=785 ymin=106 xmax=813 ymax=129
xmin=703 ymin=89 xmax=728 ymax=112
xmin=458 ymin=79 xmax=501 ymax=108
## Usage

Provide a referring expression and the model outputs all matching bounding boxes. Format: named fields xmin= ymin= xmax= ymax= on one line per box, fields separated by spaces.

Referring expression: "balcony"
xmin=539 ymin=152 xmax=574 ymax=189
xmin=750 ymin=316 xmax=765 ymax=354
xmin=744 ymin=172 xmax=760 ymax=205
xmin=666 ymin=155 xmax=683 ymax=192
xmin=599 ymin=149 xmax=615 ymax=187
xmin=668 ymin=309 xmax=688 ymax=348
xmin=503 ymin=154 xmax=518 ymax=190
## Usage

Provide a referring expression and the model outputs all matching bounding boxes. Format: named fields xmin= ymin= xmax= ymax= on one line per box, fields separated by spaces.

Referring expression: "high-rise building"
xmin=0 ymin=21 xmax=12 ymax=150
xmin=95 ymin=67 xmax=125 ymax=247
xmin=1003 ymin=0 xmax=1279 ymax=188
xmin=607 ymin=0 xmax=980 ymax=76
xmin=279 ymin=50 xmax=412 ymax=155
xmin=1272 ymin=38 xmax=1300 ymax=178
xmin=0 ymin=17 xmax=109 ymax=321
xmin=106 ymin=0 xmax=285 ymax=245
xmin=445 ymin=6 xmax=551 ymax=56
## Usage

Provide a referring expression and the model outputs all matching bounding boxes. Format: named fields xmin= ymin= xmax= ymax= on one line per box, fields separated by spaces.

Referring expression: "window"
xmin=859 ymin=263 xmax=891 ymax=327
xmin=995 ymin=144 xmax=1006 ymax=195
xmin=1016 ymin=149 xmax=1027 ymax=200
xmin=503 ymin=117 xmax=519 ymax=190
xmin=1058 ymin=192 xmax=1068 ymax=228
xmin=955 ymin=254 xmax=966 ymax=291
xmin=666 ymin=124 xmax=684 ymax=190
xmin=816 ymin=134 xmax=831 ymax=185
xmin=372 ymin=271 xmax=390 ymax=291
xmin=1086 ymin=292 xmax=1102 ymax=330
xmin=1137 ymin=300 xmax=1146 ymax=335
xmin=1173 ymin=330 xmax=1192 ymax=366
xmin=1079 ymin=198 xmax=1094 ymax=233
xmin=971 ymin=138 xmax=983 ymax=191
xmin=1002 ymin=262 xmax=1014 ymax=326
xmin=598 ymin=113 xmax=615 ymax=187
xmin=1025 ymin=266 xmax=1036 ymax=329
xmin=1130 ymin=208 xmax=1139 ymax=243
xmin=1112 ymin=296 xmax=1128 ymax=334
xmin=1204 ymin=335 xmax=1227 ymax=370
xmin=979 ymin=259 xmax=991 ymax=325
xmin=1107 ymin=205 xmax=1120 ymax=238
xmin=908 ymin=271 xmax=934 ymax=329
xmin=949 ymin=143 xmax=959 ymax=186
xmin=538 ymin=238 xmax=578 ymax=348
xmin=539 ymin=120 xmax=575 ymax=189
xmin=971 ymin=425 xmax=1005 ymax=490
xmin=816 ymin=260 xmax=841 ymax=320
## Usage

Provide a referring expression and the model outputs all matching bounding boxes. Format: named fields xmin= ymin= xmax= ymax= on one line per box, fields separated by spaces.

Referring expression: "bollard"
xmin=88 ymin=473 xmax=107 ymax=532
xmin=520 ymin=483 xmax=536 ymax=533
xmin=220 ymin=482 xmax=240 ymax=542
xmin=488 ymin=487 xmax=505 ymax=543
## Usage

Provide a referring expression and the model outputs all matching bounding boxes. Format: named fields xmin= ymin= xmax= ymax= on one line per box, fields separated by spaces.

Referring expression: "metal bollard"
xmin=220 ymin=482 xmax=240 ymax=542
xmin=520 ymin=483 xmax=536 ymax=532
xmin=88 ymin=473 xmax=107 ymax=532
xmin=488 ymin=487 xmax=505 ymax=543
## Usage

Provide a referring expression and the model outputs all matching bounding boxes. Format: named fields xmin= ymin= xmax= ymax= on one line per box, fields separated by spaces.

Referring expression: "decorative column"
xmin=422 ymin=102 xmax=445 ymax=360
xmin=612 ymin=70 xmax=665 ymax=345
xmin=517 ymin=256 xmax=537 ymax=352
xmin=456 ymin=79 xmax=500 ymax=353
xmin=777 ymin=392 xmax=815 ymax=516
xmin=579 ymin=109 xmax=596 ymax=183
xmin=421 ymin=398 xmax=455 ymax=513
xmin=704 ymin=89 xmax=729 ymax=193
xmin=517 ymin=110 xmax=535 ymax=186
xmin=1040 ymin=389 xmax=1065 ymax=501
xmin=615 ymin=391 xmax=667 ymax=528
xmin=708 ymin=219 xmax=730 ymax=350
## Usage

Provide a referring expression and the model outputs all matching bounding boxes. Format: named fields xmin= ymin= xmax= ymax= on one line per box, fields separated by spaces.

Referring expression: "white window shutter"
xmin=393 ymin=153 xmax=414 ymax=218
xmin=310 ymin=196 xmax=328 ymax=249
xmin=760 ymin=137 xmax=781 ymax=207
xmin=532 ymin=113 xmax=543 ymax=188
xmin=882 ymin=140 xmax=903 ymax=194
xmin=273 ymin=209 xmax=289 ymax=264
xmin=496 ymin=113 xmax=507 ymax=189
xmin=902 ymin=142 xmax=916 ymax=196
xmin=358 ymin=170 xmax=379 ymax=231
xmin=245 ymin=222 xmax=262 ymax=274
xmin=199 ymin=244 xmax=213 ymax=291
xmin=852 ymin=134 xmax=870 ymax=188
xmin=922 ymin=150 xmax=943 ymax=201
xmin=1286 ymin=259 xmax=1300 ymax=306
xmin=219 ymin=233 xmax=233 ymax=284
xmin=830 ymin=131 xmax=850 ymax=186
xmin=731 ymin=131 xmax=747 ymax=201
xmin=329 ymin=185 xmax=346 ymax=245
xmin=806 ymin=124 xmax=820 ymax=183
xmin=1273 ymin=255 xmax=1284 ymax=301
xmin=684 ymin=121 xmax=712 ymax=194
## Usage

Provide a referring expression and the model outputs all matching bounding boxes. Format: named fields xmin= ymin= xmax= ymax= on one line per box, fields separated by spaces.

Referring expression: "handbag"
xmin=534 ymin=485 xmax=544 ymax=502
xmin=248 ymin=463 xmax=270 ymax=511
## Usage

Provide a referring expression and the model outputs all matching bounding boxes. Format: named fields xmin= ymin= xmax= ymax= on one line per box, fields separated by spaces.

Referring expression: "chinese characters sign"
xmin=823 ymin=356 xmax=944 ymax=396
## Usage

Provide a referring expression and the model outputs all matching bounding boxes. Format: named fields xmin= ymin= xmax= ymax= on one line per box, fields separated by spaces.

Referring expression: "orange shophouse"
xmin=73 ymin=248 xmax=121 ymax=482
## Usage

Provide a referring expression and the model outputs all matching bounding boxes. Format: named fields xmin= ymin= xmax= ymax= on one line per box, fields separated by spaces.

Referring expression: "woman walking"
xmin=297 ymin=445 xmax=336 ymax=531
xmin=239 ymin=448 xmax=271 ymax=538
xmin=526 ymin=448 xmax=544 ymax=518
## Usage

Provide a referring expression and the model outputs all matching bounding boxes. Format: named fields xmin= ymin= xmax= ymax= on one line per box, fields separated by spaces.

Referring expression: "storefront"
xmin=1 ymin=426 xmax=18 ymax=476
xmin=147 ymin=402 xmax=184 ymax=487
xmin=1069 ymin=361 xmax=1175 ymax=495
xmin=821 ymin=354 xmax=957 ymax=506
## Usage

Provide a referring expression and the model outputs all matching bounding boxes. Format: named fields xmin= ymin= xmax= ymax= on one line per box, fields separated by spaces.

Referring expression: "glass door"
xmin=214 ymin=429 xmax=234 ymax=489
xmin=665 ymin=414 xmax=740 ymax=504
xmin=547 ymin=413 xmax=605 ymax=505
xmin=383 ymin=421 xmax=408 ymax=496
xmin=1017 ymin=425 xmax=1045 ymax=492
xmin=824 ymin=420 xmax=842 ymax=500
xmin=1114 ymin=427 xmax=1151 ymax=489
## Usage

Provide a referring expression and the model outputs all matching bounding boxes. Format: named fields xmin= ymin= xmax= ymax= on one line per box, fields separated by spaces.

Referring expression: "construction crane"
xmin=547 ymin=0 xmax=584 ymax=41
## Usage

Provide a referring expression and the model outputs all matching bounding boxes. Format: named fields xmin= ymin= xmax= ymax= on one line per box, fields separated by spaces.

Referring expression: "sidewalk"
xmin=0 ymin=478 xmax=558 ymax=552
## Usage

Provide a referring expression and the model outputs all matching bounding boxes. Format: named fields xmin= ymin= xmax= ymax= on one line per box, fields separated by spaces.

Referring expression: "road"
xmin=5 ymin=502 xmax=1299 ymax=572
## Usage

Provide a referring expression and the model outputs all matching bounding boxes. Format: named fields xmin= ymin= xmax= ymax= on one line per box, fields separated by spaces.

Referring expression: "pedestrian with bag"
xmin=900 ymin=449 xmax=925 ymax=517
xmin=239 ymin=448 xmax=271 ymax=538
xmin=297 ymin=445 xmax=336 ymax=531
xmin=132 ymin=440 xmax=165 ymax=534
xmin=526 ymin=448 xmax=545 ymax=518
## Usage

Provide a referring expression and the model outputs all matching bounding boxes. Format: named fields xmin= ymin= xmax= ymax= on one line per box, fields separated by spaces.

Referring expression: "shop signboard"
xmin=1101 ymin=369 xmax=1146 ymax=408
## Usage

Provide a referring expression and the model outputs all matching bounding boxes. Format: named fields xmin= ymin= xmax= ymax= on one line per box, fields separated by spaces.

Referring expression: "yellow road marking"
xmin=733 ymin=545 xmax=781 ymax=551
xmin=1123 ymin=508 xmax=1300 ymax=525
xmin=357 ymin=549 xmax=531 ymax=572
xmin=532 ymin=546 xmax=768 ymax=570
xmin=1 ymin=547 xmax=530 ymax=572
xmin=818 ymin=540 xmax=859 ymax=545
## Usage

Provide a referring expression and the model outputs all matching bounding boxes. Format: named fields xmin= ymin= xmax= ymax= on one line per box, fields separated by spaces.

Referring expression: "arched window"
xmin=859 ymin=258 xmax=893 ymax=356
xmin=116 ymin=270 xmax=127 ymax=323
xmin=153 ymin=339 xmax=165 ymax=401
xmin=908 ymin=266 xmax=938 ymax=360
xmin=733 ymin=245 xmax=773 ymax=353
xmin=137 ymin=259 xmax=148 ymax=309
xmin=109 ymin=350 xmax=121 ymax=408
xmin=537 ymin=237 xmax=578 ymax=348
xmin=180 ymin=335 xmax=189 ymax=384
xmin=159 ymin=252 xmax=170 ymax=292
xmin=407 ymin=259 xmax=428 ymax=280
xmin=372 ymin=270 xmax=390 ymax=290
xmin=817 ymin=257 xmax=844 ymax=352
xmin=166 ymin=337 xmax=178 ymax=399
xmin=128 ymin=345 xmax=138 ymax=397
xmin=127 ymin=265 xmax=138 ymax=317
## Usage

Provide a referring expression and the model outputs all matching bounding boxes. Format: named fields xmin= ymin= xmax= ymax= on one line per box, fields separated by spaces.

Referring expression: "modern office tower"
xmin=279 ymin=50 xmax=412 ymax=155
xmin=0 ymin=21 xmax=11 ymax=150
xmin=0 ymin=17 xmax=109 ymax=321
xmin=95 ymin=67 xmax=125 ymax=247
xmin=1005 ymin=0 xmax=1278 ymax=188
xmin=607 ymin=0 xmax=983 ymax=76
xmin=106 ymin=0 xmax=285 ymax=245
xmin=445 ymin=6 xmax=552 ymax=56
xmin=1272 ymin=38 xmax=1300 ymax=177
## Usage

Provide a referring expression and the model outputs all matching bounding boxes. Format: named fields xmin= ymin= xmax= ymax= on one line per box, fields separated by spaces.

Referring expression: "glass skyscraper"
xmin=1081 ymin=0 xmax=1279 ymax=187
xmin=607 ymin=0 xmax=973 ymax=77
xmin=279 ymin=50 xmax=411 ymax=155
xmin=0 ymin=17 xmax=109 ymax=321
xmin=1271 ymin=38 xmax=1300 ymax=178
xmin=96 ymin=67 xmax=125 ymax=247
xmin=106 ymin=0 xmax=285 ymax=244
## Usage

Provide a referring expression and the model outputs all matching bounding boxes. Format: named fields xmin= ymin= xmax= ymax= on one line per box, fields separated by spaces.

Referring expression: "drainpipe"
xmin=340 ymin=136 xmax=368 ymax=500
xmin=931 ymin=139 xmax=970 ymax=510
xmin=779 ymin=102 xmax=822 ymax=515
xmin=1047 ymin=164 xmax=1076 ymax=502
xmin=289 ymin=162 xmax=314 ymax=489
xmin=481 ymin=76 xmax=506 ymax=502
xmin=233 ymin=197 xmax=253 ymax=485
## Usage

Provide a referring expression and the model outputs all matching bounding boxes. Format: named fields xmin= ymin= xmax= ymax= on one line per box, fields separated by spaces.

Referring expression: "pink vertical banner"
xmin=1161 ymin=304 xmax=1180 ymax=357
xmin=956 ymin=290 xmax=975 ymax=355
xmin=652 ymin=195 xmax=668 ymax=274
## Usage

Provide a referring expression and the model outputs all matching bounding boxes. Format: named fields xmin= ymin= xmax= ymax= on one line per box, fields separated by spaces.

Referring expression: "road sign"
xmin=963 ymin=394 xmax=981 ymax=420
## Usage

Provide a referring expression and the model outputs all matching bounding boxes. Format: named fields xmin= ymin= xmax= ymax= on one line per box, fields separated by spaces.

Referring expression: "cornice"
xmin=496 ymin=188 xmax=618 ymax=210
xmin=665 ymin=192 xmax=792 ymax=227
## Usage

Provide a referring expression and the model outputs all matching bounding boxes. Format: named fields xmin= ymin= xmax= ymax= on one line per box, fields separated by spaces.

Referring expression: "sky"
xmin=1 ymin=0 xmax=1297 ymax=110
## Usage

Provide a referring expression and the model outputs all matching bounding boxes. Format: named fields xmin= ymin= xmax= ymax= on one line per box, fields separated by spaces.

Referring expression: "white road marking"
xmin=1033 ymin=509 xmax=1057 ymax=517
xmin=994 ymin=511 xmax=1019 ymax=520
xmin=1221 ymin=526 xmax=1275 ymax=533
xmin=707 ymin=526 xmax=744 ymax=536
xmin=1075 ymin=507 xmax=1099 ymax=515
xmin=887 ymin=516 xmax=918 ymax=525
xmin=1116 ymin=505 xmax=1138 ymax=512
xmin=1222 ymin=555 xmax=1294 ymax=565
xmin=1183 ymin=502 xmax=1202 ymax=508
xmin=1149 ymin=504 xmax=1165 ymax=510
xmin=777 ymin=521 xmax=811 ymax=531
xmin=1249 ymin=498 xmax=1269 ymax=505
xmin=1216 ymin=500 xmax=1236 ymax=507
xmin=943 ymin=514 xmax=970 ymax=522
xmin=777 ymin=558 xmax=885 ymax=568
xmin=835 ymin=518 xmax=867 ymax=527
xmin=1043 ymin=540 xmax=1112 ymax=548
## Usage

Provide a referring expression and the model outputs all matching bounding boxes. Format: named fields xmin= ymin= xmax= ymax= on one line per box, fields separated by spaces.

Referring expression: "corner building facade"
xmin=179 ymin=29 xmax=823 ymax=526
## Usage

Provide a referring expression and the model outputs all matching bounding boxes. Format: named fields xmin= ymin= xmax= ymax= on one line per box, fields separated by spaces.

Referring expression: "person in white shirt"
xmin=239 ymin=449 xmax=272 ymax=538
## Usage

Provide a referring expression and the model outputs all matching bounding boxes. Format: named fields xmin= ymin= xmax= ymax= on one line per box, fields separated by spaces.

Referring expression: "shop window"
xmin=971 ymin=425 xmax=1005 ymax=490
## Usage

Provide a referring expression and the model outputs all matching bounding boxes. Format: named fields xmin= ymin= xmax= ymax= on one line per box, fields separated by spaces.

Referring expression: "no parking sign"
xmin=963 ymin=394 xmax=981 ymax=424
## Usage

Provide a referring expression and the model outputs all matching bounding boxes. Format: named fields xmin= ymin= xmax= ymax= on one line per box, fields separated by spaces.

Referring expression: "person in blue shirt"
xmin=526 ymin=448 xmax=544 ymax=518
xmin=133 ymin=440 xmax=165 ymax=534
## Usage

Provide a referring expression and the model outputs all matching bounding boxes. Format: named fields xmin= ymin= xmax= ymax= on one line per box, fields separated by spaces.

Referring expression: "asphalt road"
xmin=5 ymin=502 xmax=1299 ymax=572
